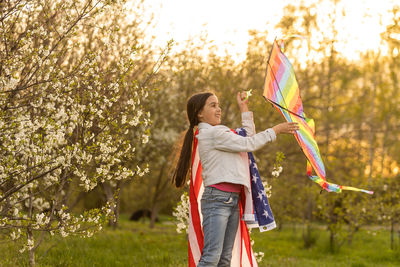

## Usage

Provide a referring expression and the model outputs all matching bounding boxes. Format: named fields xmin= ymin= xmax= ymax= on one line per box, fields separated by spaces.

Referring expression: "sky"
xmin=140 ymin=0 xmax=398 ymax=62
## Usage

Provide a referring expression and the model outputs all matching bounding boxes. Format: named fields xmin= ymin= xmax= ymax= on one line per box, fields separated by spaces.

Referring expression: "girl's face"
xmin=198 ymin=95 xmax=221 ymax=126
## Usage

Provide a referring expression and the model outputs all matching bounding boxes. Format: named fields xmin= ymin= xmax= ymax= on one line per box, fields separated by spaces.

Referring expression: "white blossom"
xmin=13 ymin=208 xmax=19 ymax=217
xmin=271 ymin=170 xmax=280 ymax=177
xmin=10 ymin=229 xmax=21 ymax=240
xmin=271 ymin=165 xmax=283 ymax=178
xmin=35 ymin=213 xmax=50 ymax=226
xmin=27 ymin=238 xmax=34 ymax=251
xmin=172 ymin=193 xmax=190 ymax=233
xmin=5 ymin=77 xmax=19 ymax=91
xmin=129 ymin=116 xmax=140 ymax=126
xmin=142 ymin=134 xmax=149 ymax=144
xmin=262 ymin=181 xmax=272 ymax=198
xmin=254 ymin=251 xmax=265 ymax=263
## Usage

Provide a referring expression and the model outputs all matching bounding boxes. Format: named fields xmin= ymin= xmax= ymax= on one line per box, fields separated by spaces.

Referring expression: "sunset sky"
xmin=141 ymin=0 xmax=398 ymax=62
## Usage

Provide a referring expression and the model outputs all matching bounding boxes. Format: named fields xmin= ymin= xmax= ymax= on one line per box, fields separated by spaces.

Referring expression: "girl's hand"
xmin=236 ymin=91 xmax=249 ymax=112
xmin=272 ymin=122 xmax=300 ymax=135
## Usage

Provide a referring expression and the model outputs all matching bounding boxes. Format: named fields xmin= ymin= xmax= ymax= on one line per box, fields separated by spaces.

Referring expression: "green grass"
xmin=251 ymin=225 xmax=400 ymax=267
xmin=1 ymin=216 xmax=399 ymax=266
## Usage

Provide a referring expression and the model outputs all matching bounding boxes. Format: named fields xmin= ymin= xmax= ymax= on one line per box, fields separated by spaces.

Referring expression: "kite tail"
xmin=307 ymin=161 xmax=373 ymax=194
xmin=340 ymin=186 xmax=374 ymax=195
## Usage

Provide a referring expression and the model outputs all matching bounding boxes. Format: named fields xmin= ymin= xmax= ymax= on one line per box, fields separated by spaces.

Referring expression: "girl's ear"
xmin=197 ymin=110 xmax=203 ymax=121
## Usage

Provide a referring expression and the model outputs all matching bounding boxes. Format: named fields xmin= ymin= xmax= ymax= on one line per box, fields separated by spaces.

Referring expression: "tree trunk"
xmin=148 ymin=163 xmax=167 ymax=228
xmin=277 ymin=220 xmax=283 ymax=231
xmin=398 ymin=227 xmax=400 ymax=248
xmin=367 ymin=80 xmax=377 ymax=184
xmin=27 ymin=227 xmax=35 ymax=267
xmin=391 ymin=217 xmax=394 ymax=250
xmin=103 ymin=182 xmax=122 ymax=229
xmin=347 ymin=223 xmax=358 ymax=245
xmin=329 ymin=201 xmax=339 ymax=253
xmin=27 ymin=183 xmax=35 ymax=266
xmin=324 ymin=44 xmax=333 ymax=157
xmin=302 ymin=193 xmax=315 ymax=248
xmin=150 ymin=205 xmax=159 ymax=228
xmin=113 ymin=184 xmax=121 ymax=230
xmin=329 ymin=228 xmax=335 ymax=253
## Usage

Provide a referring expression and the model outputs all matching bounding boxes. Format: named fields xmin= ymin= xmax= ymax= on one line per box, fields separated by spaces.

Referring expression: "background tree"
xmin=0 ymin=0 xmax=156 ymax=265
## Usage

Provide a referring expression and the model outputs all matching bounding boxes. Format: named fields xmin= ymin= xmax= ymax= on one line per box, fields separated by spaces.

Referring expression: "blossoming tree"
xmin=0 ymin=0 xmax=155 ymax=265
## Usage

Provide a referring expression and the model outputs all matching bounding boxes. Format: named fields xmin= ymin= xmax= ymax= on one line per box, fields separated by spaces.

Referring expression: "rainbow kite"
xmin=263 ymin=39 xmax=373 ymax=194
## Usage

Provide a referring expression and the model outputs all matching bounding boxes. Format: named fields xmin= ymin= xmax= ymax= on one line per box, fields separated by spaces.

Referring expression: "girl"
xmin=172 ymin=92 xmax=298 ymax=267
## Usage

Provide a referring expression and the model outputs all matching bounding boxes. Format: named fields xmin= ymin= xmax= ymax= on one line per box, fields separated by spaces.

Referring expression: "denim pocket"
xmin=212 ymin=191 xmax=235 ymax=204
xmin=202 ymin=187 xmax=238 ymax=207
xmin=215 ymin=195 xmax=233 ymax=204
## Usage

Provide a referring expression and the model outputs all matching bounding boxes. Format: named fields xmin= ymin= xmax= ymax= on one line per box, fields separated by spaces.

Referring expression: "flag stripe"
xmin=188 ymin=129 xmax=259 ymax=266
xmin=189 ymin=135 xmax=204 ymax=266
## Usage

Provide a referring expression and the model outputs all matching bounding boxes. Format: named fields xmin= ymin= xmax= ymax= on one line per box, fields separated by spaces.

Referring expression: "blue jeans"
xmin=197 ymin=187 xmax=240 ymax=267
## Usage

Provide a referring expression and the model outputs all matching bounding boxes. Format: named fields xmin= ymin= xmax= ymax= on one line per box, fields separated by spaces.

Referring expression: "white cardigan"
xmin=196 ymin=111 xmax=276 ymax=189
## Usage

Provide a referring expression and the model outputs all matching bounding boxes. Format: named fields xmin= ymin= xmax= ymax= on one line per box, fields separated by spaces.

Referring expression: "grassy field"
xmin=1 ymin=215 xmax=400 ymax=267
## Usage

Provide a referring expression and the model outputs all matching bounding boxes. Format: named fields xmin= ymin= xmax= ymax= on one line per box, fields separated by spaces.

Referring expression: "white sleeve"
xmin=213 ymin=126 xmax=276 ymax=152
xmin=241 ymin=111 xmax=256 ymax=136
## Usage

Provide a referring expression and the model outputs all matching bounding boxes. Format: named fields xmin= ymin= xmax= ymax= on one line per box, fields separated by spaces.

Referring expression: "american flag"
xmin=188 ymin=128 xmax=275 ymax=266
xmin=236 ymin=128 xmax=276 ymax=232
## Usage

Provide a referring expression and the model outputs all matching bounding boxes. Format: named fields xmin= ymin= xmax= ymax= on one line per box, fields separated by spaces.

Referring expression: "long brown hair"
xmin=172 ymin=92 xmax=214 ymax=187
